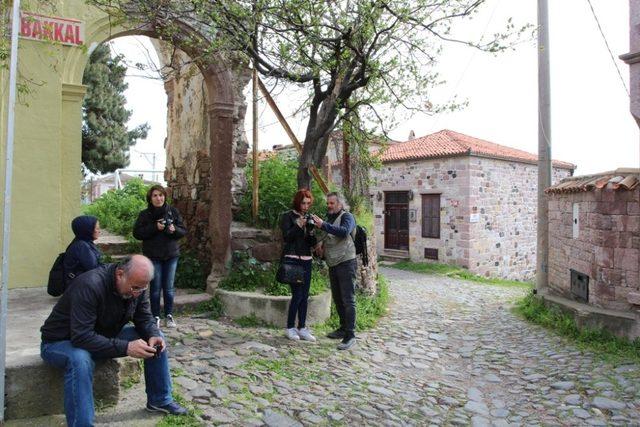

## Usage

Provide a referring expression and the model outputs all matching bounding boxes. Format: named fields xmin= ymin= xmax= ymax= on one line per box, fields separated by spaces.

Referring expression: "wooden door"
xmin=384 ymin=191 xmax=410 ymax=250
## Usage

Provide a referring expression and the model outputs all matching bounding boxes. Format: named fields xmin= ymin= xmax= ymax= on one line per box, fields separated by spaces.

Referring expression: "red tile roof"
xmin=545 ymin=169 xmax=639 ymax=194
xmin=379 ymin=129 xmax=575 ymax=169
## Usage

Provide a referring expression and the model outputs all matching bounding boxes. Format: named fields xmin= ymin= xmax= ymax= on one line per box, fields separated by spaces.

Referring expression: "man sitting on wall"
xmin=40 ymin=255 xmax=187 ymax=426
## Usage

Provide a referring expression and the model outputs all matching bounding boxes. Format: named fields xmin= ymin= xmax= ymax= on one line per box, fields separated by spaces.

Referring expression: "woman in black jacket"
xmin=133 ymin=185 xmax=187 ymax=328
xmin=279 ymin=189 xmax=318 ymax=342
xmin=63 ymin=215 xmax=103 ymax=286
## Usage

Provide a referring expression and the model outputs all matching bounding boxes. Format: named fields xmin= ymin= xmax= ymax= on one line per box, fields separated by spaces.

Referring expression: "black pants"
xmin=287 ymin=258 xmax=313 ymax=329
xmin=329 ymin=258 xmax=357 ymax=336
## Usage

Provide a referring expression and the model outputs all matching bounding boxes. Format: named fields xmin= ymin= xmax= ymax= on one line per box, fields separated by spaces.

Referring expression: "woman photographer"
xmin=279 ymin=189 xmax=318 ymax=341
xmin=133 ymin=185 xmax=186 ymax=328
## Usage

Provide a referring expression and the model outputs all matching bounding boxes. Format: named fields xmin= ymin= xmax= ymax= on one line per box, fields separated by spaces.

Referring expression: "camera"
xmin=164 ymin=217 xmax=174 ymax=226
xmin=153 ymin=344 xmax=162 ymax=358
xmin=304 ymin=214 xmax=315 ymax=228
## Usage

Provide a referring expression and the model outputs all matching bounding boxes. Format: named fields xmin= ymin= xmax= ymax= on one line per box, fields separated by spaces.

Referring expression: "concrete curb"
xmin=215 ymin=289 xmax=331 ymax=326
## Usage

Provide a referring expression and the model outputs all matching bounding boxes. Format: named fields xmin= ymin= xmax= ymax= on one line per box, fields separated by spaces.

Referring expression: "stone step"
xmin=96 ymin=231 xmax=131 ymax=256
xmin=379 ymin=251 xmax=410 ymax=263
xmin=5 ymin=287 xmax=209 ymax=421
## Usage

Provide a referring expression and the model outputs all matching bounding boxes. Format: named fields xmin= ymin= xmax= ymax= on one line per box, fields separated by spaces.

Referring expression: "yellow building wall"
xmin=0 ymin=1 xmax=134 ymax=287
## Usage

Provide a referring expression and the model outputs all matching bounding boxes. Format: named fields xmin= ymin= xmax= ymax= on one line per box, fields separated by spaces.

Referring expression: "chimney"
xmin=408 ymin=130 xmax=416 ymax=140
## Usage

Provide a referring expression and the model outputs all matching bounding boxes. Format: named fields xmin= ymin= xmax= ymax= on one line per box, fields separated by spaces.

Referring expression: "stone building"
xmin=537 ymin=1 xmax=640 ymax=339
xmin=370 ymin=129 xmax=575 ymax=281
xmin=544 ymin=171 xmax=639 ymax=337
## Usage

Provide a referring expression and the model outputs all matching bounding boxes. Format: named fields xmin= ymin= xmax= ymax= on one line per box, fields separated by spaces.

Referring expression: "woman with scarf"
xmin=63 ymin=215 xmax=103 ymax=286
xmin=133 ymin=185 xmax=187 ymax=328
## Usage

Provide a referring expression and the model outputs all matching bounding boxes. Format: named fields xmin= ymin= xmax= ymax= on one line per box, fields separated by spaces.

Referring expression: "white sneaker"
xmin=165 ymin=315 xmax=177 ymax=328
xmin=297 ymin=327 xmax=316 ymax=342
xmin=154 ymin=316 xmax=161 ymax=329
xmin=285 ymin=328 xmax=300 ymax=340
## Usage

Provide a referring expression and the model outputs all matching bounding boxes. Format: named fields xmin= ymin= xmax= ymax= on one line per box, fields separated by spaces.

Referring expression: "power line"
xmin=585 ymin=0 xmax=630 ymax=97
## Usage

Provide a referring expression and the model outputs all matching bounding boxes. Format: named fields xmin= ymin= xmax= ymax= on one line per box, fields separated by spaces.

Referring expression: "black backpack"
xmin=47 ymin=252 xmax=66 ymax=296
xmin=351 ymin=225 xmax=369 ymax=266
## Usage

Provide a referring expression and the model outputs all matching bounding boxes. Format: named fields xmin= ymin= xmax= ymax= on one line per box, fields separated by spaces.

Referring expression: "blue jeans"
xmin=41 ymin=326 xmax=173 ymax=427
xmin=151 ymin=257 xmax=179 ymax=318
xmin=286 ymin=258 xmax=312 ymax=329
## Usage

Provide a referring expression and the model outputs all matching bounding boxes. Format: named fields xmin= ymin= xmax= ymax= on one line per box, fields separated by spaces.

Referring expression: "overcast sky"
xmin=113 ymin=0 xmax=639 ymax=177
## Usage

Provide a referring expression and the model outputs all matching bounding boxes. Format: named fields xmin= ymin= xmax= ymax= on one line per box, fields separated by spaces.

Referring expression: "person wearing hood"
xmin=63 ymin=215 xmax=103 ymax=286
xmin=133 ymin=185 xmax=187 ymax=328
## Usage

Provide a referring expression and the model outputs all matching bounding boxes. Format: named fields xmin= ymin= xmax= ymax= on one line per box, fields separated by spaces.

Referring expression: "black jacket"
xmin=63 ymin=239 xmax=102 ymax=285
xmin=280 ymin=210 xmax=317 ymax=257
xmin=133 ymin=205 xmax=187 ymax=260
xmin=40 ymin=264 xmax=160 ymax=358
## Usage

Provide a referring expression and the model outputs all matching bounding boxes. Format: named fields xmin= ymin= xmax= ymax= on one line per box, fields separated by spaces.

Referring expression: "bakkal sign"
xmin=19 ymin=12 xmax=84 ymax=47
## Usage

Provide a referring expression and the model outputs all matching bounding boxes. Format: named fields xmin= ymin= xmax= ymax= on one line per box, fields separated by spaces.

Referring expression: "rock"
xmin=463 ymin=401 xmax=489 ymax=416
xmin=551 ymin=381 xmax=575 ymax=391
xmin=368 ymin=385 xmax=394 ymax=397
xmin=262 ymin=410 xmax=302 ymax=427
xmin=213 ymin=385 xmax=230 ymax=399
xmin=572 ymin=408 xmax=591 ymax=419
xmin=592 ymin=396 xmax=626 ymax=410
xmin=564 ymin=394 xmax=582 ymax=405
xmin=174 ymin=376 xmax=198 ymax=390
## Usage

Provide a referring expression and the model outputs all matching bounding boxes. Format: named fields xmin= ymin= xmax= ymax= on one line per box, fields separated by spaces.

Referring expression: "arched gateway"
xmin=0 ymin=1 xmax=249 ymax=288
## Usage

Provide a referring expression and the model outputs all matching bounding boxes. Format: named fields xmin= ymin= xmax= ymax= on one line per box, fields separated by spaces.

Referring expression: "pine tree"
xmin=81 ymin=44 xmax=149 ymax=174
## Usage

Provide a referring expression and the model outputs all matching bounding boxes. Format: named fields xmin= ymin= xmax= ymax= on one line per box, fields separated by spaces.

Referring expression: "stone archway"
xmin=0 ymin=2 xmax=248 ymax=287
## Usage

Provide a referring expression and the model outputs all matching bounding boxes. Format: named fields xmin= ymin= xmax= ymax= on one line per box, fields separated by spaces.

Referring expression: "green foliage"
xmin=391 ymin=261 xmax=533 ymax=289
xmin=514 ymin=292 xmax=640 ymax=364
xmin=175 ymin=251 xmax=206 ymax=290
xmin=82 ymin=44 xmax=149 ymax=174
xmin=235 ymin=155 xmax=328 ymax=229
xmin=83 ymin=178 xmax=150 ymax=241
xmin=192 ymin=296 xmax=224 ymax=320
xmin=318 ymin=275 xmax=390 ymax=333
xmin=234 ymin=314 xmax=269 ymax=328
xmin=219 ymin=251 xmax=328 ymax=297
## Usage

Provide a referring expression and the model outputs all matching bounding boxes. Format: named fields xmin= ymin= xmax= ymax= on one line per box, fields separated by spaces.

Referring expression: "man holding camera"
xmin=311 ymin=192 xmax=357 ymax=350
xmin=40 ymin=255 xmax=188 ymax=426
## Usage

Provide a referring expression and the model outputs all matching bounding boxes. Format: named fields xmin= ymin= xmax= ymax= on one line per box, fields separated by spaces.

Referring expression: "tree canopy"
xmin=89 ymin=0 xmax=529 ymax=188
xmin=82 ymin=43 xmax=149 ymax=174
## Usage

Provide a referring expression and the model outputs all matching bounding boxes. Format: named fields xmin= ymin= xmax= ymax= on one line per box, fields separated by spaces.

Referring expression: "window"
xmin=422 ymin=194 xmax=441 ymax=238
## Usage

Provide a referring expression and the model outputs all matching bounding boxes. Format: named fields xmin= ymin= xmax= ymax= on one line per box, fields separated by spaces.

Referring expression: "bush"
xmin=219 ymin=251 xmax=329 ymax=296
xmin=175 ymin=251 xmax=207 ymax=290
xmin=236 ymin=155 xmax=328 ymax=229
xmin=83 ymin=178 xmax=150 ymax=241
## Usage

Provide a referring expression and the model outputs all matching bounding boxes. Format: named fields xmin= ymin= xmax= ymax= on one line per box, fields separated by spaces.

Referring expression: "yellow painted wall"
xmin=0 ymin=1 xmax=136 ymax=287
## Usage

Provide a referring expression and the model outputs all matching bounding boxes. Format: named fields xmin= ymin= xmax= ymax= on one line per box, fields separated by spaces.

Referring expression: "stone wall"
xmin=469 ymin=158 xmax=572 ymax=280
xmin=370 ymin=156 xmax=471 ymax=268
xmin=548 ymin=188 xmax=640 ymax=312
xmin=155 ymin=46 xmax=251 ymax=266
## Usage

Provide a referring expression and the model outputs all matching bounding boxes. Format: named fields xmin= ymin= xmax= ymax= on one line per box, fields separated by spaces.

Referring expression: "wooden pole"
xmin=256 ymin=78 xmax=329 ymax=194
xmin=252 ymin=68 xmax=259 ymax=221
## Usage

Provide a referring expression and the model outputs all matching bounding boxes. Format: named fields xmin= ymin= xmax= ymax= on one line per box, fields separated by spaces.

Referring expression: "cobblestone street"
xmin=101 ymin=267 xmax=640 ymax=426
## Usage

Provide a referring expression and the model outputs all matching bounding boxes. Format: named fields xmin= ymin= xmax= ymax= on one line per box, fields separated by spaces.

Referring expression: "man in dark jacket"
xmin=40 ymin=255 xmax=187 ymax=426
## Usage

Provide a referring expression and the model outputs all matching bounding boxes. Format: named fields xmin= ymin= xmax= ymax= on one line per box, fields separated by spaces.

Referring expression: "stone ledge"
xmin=215 ymin=289 xmax=331 ymax=326
xmin=539 ymin=291 xmax=639 ymax=340
xmin=5 ymin=354 xmax=140 ymax=420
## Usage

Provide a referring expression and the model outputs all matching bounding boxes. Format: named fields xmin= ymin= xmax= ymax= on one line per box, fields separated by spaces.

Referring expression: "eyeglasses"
xmin=130 ymin=285 xmax=148 ymax=293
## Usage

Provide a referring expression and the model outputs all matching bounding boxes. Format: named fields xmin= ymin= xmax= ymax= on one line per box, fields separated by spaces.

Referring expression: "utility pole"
xmin=536 ymin=0 xmax=552 ymax=294
xmin=252 ymin=68 xmax=259 ymax=221
xmin=1 ymin=0 xmax=22 ymax=421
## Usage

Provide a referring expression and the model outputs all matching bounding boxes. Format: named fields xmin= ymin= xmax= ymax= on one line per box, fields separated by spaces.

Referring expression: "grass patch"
xmin=514 ymin=291 xmax=640 ymax=364
xmin=182 ymin=295 xmax=224 ymax=319
xmin=234 ymin=314 xmax=270 ymax=328
xmin=316 ymin=275 xmax=390 ymax=335
xmin=156 ymin=391 xmax=203 ymax=427
xmin=390 ymin=261 xmax=532 ymax=289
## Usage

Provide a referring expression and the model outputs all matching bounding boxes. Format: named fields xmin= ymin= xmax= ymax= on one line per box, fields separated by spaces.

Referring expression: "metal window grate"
xmin=424 ymin=248 xmax=438 ymax=260
xmin=570 ymin=269 xmax=589 ymax=303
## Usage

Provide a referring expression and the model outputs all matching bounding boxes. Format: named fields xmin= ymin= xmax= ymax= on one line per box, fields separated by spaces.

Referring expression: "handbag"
xmin=276 ymin=257 xmax=305 ymax=285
